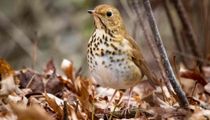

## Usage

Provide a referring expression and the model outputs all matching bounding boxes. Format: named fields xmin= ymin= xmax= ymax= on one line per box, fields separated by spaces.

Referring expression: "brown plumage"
xmin=87 ymin=4 xmax=156 ymax=89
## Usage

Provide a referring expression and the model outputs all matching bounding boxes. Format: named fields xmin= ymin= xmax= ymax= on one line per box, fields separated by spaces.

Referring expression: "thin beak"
xmin=88 ymin=10 xmax=95 ymax=14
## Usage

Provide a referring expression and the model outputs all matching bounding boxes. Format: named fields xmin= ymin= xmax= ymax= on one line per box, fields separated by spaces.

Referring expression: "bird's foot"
xmin=121 ymin=105 xmax=131 ymax=117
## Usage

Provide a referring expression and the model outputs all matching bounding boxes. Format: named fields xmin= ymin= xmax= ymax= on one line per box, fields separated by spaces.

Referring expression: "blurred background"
xmin=0 ymin=0 xmax=209 ymax=75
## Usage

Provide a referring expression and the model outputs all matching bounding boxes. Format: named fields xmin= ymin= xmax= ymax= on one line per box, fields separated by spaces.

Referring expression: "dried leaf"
xmin=64 ymin=76 xmax=93 ymax=114
xmin=74 ymin=77 xmax=93 ymax=112
xmin=0 ymin=59 xmax=18 ymax=97
xmin=45 ymin=75 xmax=64 ymax=96
xmin=187 ymin=105 xmax=210 ymax=120
xmin=203 ymin=66 xmax=210 ymax=78
xmin=10 ymin=103 xmax=53 ymax=120
xmin=45 ymin=93 xmax=63 ymax=119
xmin=44 ymin=59 xmax=56 ymax=75
xmin=61 ymin=59 xmax=74 ymax=80
xmin=16 ymin=69 xmax=44 ymax=93
xmin=204 ymin=83 xmax=210 ymax=94
xmin=180 ymin=70 xmax=207 ymax=86
xmin=133 ymin=80 xmax=155 ymax=99
xmin=147 ymin=106 xmax=188 ymax=119
xmin=0 ymin=58 xmax=14 ymax=78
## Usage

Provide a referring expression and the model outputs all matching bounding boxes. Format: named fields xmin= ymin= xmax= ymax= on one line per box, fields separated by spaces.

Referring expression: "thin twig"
xmin=180 ymin=30 xmax=195 ymax=69
xmin=163 ymin=0 xmax=189 ymax=68
xmin=197 ymin=1 xmax=206 ymax=59
xmin=128 ymin=0 xmax=174 ymax=99
xmin=95 ymin=108 xmax=153 ymax=119
xmin=173 ymin=50 xmax=210 ymax=65
xmin=203 ymin=0 xmax=210 ymax=61
xmin=128 ymin=0 xmax=165 ymax=79
xmin=143 ymin=0 xmax=189 ymax=107
xmin=163 ymin=0 xmax=181 ymax=53
xmin=26 ymin=74 xmax=36 ymax=88
xmin=91 ymin=105 xmax=95 ymax=120
xmin=63 ymin=101 xmax=69 ymax=120
xmin=171 ymin=0 xmax=202 ymax=67
xmin=32 ymin=38 xmax=37 ymax=69
xmin=191 ymin=82 xmax=198 ymax=97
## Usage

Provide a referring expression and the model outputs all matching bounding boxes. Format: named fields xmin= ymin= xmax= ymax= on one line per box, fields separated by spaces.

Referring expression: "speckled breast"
xmin=87 ymin=29 xmax=142 ymax=89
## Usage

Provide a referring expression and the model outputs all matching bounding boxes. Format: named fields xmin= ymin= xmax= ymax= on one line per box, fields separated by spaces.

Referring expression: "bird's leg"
xmin=121 ymin=87 xmax=133 ymax=116
xmin=127 ymin=87 xmax=133 ymax=109
xmin=104 ymin=89 xmax=118 ymax=113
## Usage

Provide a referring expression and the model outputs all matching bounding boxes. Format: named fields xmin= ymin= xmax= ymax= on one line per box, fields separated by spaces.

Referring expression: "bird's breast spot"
xmin=91 ymin=57 xmax=136 ymax=87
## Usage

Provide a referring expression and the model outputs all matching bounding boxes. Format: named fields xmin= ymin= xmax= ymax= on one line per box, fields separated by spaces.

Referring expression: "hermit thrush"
xmin=87 ymin=4 xmax=155 ymax=90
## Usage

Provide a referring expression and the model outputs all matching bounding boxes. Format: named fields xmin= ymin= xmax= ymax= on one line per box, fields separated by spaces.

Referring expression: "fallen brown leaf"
xmin=180 ymin=70 xmax=207 ymax=86
xmin=45 ymin=93 xmax=63 ymax=119
xmin=10 ymin=103 xmax=53 ymax=120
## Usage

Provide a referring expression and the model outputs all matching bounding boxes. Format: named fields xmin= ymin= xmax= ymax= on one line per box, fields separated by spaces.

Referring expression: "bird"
xmin=87 ymin=4 xmax=156 ymax=107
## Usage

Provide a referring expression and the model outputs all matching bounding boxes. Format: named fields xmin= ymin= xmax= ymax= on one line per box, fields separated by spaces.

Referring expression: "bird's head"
xmin=88 ymin=4 xmax=125 ymax=33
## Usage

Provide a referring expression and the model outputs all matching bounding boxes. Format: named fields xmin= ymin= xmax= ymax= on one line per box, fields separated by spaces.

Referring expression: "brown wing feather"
xmin=124 ymin=33 xmax=157 ymax=84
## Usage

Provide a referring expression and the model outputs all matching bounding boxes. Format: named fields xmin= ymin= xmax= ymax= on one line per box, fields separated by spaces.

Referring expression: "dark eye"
xmin=106 ymin=11 xmax=112 ymax=17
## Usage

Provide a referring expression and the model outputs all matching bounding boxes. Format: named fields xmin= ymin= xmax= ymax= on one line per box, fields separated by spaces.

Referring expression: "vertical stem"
xmin=163 ymin=0 xmax=191 ymax=69
xmin=203 ymin=1 xmax=210 ymax=61
xmin=163 ymin=0 xmax=181 ymax=58
xmin=171 ymin=0 xmax=202 ymax=67
xmin=32 ymin=39 xmax=37 ymax=69
xmin=128 ymin=0 xmax=173 ymax=94
xmin=143 ymin=0 xmax=189 ymax=107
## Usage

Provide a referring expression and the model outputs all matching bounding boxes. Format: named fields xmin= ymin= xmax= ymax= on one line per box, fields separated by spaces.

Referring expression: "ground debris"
xmin=0 ymin=58 xmax=210 ymax=119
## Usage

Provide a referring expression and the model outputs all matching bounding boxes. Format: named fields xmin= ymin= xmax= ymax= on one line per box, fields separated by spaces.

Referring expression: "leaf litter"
xmin=0 ymin=58 xmax=210 ymax=119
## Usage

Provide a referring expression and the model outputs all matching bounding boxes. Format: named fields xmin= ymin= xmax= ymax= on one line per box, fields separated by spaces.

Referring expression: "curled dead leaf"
xmin=10 ymin=103 xmax=53 ymax=120
xmin=180 ymin=70 xmax=207 ymax=86
xmin=187 ymin=105 xmax=210 ymax=120
xmin=44 ymin=59 xmax=56 ymax=75
xmin=61 ymin=59 xmax=73 ymax=80
xmin=0 ymin=58 xmax=19 ymax=97
xmin=45 ymin=93 xmax=63 ymax=119
xmin=204 ymin=83 xmax=210 ymax=94
xmin=0 ymin=58 xmax=14 ymax=78
xmin=16 ymin=69 xmax=44 ymax=93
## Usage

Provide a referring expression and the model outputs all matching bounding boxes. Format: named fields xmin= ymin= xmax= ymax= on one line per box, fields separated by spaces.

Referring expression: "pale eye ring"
xmin=106 ymin=11 xmax=112 ymax=17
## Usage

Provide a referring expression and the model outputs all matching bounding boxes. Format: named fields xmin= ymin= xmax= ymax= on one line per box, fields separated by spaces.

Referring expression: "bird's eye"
xmin=106 ymin=11 xmax=112 ymax=17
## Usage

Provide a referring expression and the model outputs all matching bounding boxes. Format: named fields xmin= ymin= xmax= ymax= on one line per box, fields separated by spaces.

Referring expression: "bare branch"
xmin=143 ymin=0 xmax=189 ymax=107
xmin=171 ymin=0 xmax=202 ymax=67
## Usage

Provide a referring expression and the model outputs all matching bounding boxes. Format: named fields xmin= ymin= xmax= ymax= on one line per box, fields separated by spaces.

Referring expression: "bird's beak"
xmin=88 ymin=10 xmax=95 ymax=14
xmin=88 ymin=9 xmax=101 ymax=29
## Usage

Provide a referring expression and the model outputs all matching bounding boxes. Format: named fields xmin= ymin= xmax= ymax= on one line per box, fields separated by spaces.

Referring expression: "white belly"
xmin=87 ymin=29 xmax=142 ymax=89
xmin=90 ymin=55 xmax=141 ymax=89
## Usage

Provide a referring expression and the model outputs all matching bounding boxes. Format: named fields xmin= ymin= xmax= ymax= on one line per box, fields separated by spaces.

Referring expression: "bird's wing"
xmin=124 ymin=33 xmax=157 ymax=84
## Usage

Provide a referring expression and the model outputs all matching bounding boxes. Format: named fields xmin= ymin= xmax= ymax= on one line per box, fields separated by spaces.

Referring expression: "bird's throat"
xmin=93 ymin=15 xmax=104 ymax=29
